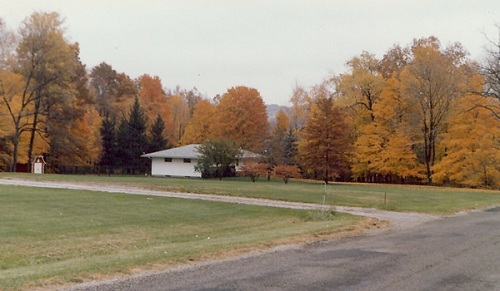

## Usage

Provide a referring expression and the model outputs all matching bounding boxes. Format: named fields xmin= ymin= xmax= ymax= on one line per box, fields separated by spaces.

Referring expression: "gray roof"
xmin=241 ymin=150 xmax=261 ymax=159
xmin=141 ymin=144 xmax=262 ymax=159
xmin=141 ymin=144 xmax=201 ymax=159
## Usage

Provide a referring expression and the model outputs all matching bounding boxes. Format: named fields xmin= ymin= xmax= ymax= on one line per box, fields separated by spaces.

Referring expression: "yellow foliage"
xmin=0 ymin=71 xmax=36 ymax=166
xmin=167 ymin=94 xmax=191 ymax=145
xmin=351 ymin=123 xmax=384 ymax=177
xmin=352 ymin=75 xmax=425 ymax=181
xmin=180 ymin=99 xmax=216 ymax=145
xmin=70 ymin=109 xmax=101 ymax=165
xmin=334 ymin=51 xmax=385 ymax=127
xmin=433 ymin=93 xmax=500 ymax=187
xmin=289 ymin=86 xmax=312 ymax=133
xmin=275 ymin=109 xmax=290 ymax=132
xmin=379 ymin=129 xmax=425 ymax=179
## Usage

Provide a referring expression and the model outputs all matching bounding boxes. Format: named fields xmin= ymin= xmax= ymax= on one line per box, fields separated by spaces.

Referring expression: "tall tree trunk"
xmin=423 ymin=120 xmax=432 ymax=184
xmin=27 ymin=92 xmax=42 ymax=172
xmin=10 ymin=133 xmax=19 ymax=172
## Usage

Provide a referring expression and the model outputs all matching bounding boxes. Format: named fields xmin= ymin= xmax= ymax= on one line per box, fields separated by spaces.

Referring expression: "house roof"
xmin=141 ymin=144 xmax=201 ymax=159
xmin=141 ymin=144 xmax=262 ymax=160
xmin=241 ymin=150 xmax=261 ymax=159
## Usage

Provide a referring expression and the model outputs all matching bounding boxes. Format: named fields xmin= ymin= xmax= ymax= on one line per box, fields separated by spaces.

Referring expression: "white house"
xmin=141 ymin=144 xmax=260 ymax=178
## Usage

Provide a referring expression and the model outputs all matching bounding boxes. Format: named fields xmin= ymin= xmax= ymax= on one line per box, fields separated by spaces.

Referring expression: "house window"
xmin=183 ymin=158 xmax=191 ymax=163
xmin=164 ymin=158 xmax=172 ymax=162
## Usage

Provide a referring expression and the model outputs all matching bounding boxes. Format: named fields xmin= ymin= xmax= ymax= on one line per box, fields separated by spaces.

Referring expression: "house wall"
xmin=150 ymin=157 xmax=201 ymax=178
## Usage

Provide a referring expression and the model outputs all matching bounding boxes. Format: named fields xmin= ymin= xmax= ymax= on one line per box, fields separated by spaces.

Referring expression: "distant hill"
xmin=266 ymin=104 xmax=290 ymax=126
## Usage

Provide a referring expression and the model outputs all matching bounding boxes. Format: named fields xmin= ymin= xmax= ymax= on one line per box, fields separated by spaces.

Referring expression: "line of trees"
xmin=287 ymin=36 xmax=500 ymax=187
xmin=0 ymin=12 xmax=499 ymax=188
xmin=99 ymin=97 xmax=167 ymax=175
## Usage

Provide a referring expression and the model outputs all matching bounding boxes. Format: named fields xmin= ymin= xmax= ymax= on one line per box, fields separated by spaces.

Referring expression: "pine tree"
xmin=99 ymin=113 xmax=116 ymax=175
xmin=283 ymin=129 xmax=299 ymax=165
xmin=267 ymin=109 xmax=290 ymax=166
xmin=149 ymin=114 xmax=169 ymax=152
xmin=115 ymin=97 xmax=149 ymax=174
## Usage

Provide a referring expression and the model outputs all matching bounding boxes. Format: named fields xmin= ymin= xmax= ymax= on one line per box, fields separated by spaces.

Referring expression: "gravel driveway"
xmin=0 ymin=178 xmax=438 ymax=229
xmin=0 ymin=177 xmax=447 ymax=290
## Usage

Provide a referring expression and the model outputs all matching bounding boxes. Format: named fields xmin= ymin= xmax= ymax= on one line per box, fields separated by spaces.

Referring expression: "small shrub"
xmin=240 ymin=162 xmax=269 ymax=182
xmin=274 ymin=165 xmax=301 ymax=184
xmin=304 ymin=209 xmax=337 ymax=221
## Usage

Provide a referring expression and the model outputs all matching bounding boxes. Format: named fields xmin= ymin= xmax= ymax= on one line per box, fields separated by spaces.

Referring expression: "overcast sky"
xmin=2 ymin=0 xmax=499 ymax=105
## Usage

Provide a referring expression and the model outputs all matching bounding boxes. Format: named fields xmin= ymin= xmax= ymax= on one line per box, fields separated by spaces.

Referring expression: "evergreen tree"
xmin=99 ymin=113 xmax=116 ymax=175
xmin=267 ymin=109 xmax=289 ymax=166
xmin=115 ymin=118 xmax=129 ymax=170
xmin=149 ymin=114 xmax=169 ymax=152
xmin=283 ymin=129 xmax=299 ymax=165
xmin=115 ymin=97 xmax=149 ymax=174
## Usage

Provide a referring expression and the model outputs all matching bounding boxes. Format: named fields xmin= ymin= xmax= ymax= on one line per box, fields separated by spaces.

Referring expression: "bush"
xmin=274 ymin=165 xmax=301 ymax=184
xmin=240 ymin=162 xmax=269 ymax=182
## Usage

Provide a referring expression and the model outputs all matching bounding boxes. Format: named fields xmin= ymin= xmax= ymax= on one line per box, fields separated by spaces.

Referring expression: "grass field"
xmin=3 ymin=173 xmax=500 ymax=214
xmin=0 ymin=183 xmax=362 ymax=290
xmin=1 ymin=173 xmax=499 ymax=289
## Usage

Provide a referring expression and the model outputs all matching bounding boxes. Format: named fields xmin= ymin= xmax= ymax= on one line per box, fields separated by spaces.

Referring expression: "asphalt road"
xmin=72 ymin=206 xmax=500 ymax=291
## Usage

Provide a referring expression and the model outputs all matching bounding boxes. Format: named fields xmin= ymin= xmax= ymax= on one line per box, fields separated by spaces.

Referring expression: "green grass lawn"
xmin=1 ymin=173 xmax=499 ymax=289
xmin=0 ymin=184 xmax=362 ymax=290
xmin=3 ymin=173 xmax=500 ymax=214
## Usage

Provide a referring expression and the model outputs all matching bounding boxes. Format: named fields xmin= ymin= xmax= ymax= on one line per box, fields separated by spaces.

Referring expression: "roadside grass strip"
xmin=0 ymin=185 xmax=362 ymax=290
xmin=2 ymin=173 xmax=500 ymax=214
xmin=1 ymin=174 xmax=499 ymax=289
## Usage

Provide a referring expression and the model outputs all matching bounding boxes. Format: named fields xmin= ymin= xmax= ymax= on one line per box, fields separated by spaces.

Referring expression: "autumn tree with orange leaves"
xmin=240 ymin=162 xmax=269 ymax=182
xmin=137 ymin=74 xmax=171 ymax=144
xmin=46 ymin=58 xmax=101 ymax=170
xmin=273 ymin=165 xmax=301 ymax=184
xmin=137 ymin=74 xmax=169 ymax=123
xmin=0 ymin=12 xmax=101 ymax=173
xmin=2 ymin=11 xmax=499 ymax=187
xmin=212 ymin=86 xmax=269 ymax=153
xmin=298 ymin=86 xmax=352 ymax=183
